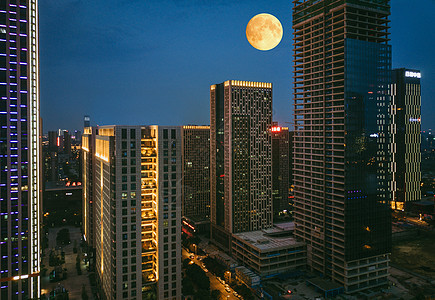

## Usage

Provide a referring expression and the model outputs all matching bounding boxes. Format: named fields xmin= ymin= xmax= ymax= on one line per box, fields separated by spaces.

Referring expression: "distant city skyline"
xmin=39 ymin=0 xmax=435 ymax=132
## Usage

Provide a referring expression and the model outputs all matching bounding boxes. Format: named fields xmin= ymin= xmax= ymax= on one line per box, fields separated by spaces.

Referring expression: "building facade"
xmin=271 ymin=124 xmax=290 ymax=215
xmin=390 ymin=69 xmax=421 ymax=210
xmin=210 ymin=80 xmax=273 ymax=251
xmin=84 ymin=115 xmax=91 ymax=128
xmin=89 ymin=125 xmax=182 ymax=300
xmin=82 ymin=126 xmax=97 ymax=268
xmin=94 ymin=126 xmax=143 ymax=300
xmin=141 ymin=126 xmax=182 ymax=300
xmin=181 ymin=126 xmax=210 ymax=221
xmin=0 ymin=1 xmax=41 ymax=298
xmin=292 ymin=0 xmax=392 ymax=293
xmin=231 ymin=227 xmax=306 ymax=278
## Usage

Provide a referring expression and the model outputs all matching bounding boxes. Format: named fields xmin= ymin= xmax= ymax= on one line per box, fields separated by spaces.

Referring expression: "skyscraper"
xmin=0 ymin=1 xmax=41 ymax=298
xmin=82 ymin=126 xmax=97 ymax=268
xmin=88 ymin=125 xmax=182 ymax=300
xmin=390 ymin=69 xmax=422 ymax=210
xmin=292 ymin=0 xmax=392 ymax=292
xmin=84 ymin=115 xmax=90 ymax=128
xmin=181 ymin=125 xmax=211 ymax=235
xmin=48 ymin=131 xmax=58 ymax=152
xmin=63 ymin=130 xmax=71 ymax=156
xmin=142 ymin=126 xmax=182 ymax=300
xmin=271 ymin=123 xmax=290 ymax=216
xmin=181 ymin=126 xmax=210 ymax=220
xmin=210 ymin=80 xmax=273 ymax=251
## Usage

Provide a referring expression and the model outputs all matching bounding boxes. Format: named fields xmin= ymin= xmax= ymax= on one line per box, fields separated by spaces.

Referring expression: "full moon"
xmin=246 ymin=13 xmax=283 ymax=51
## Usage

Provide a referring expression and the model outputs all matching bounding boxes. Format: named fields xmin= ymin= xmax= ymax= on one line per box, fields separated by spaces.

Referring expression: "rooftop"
xmin=274 ymin=222 xmax=295 ymax=231
xmin=233 ymin=225 xmax=304 ymax=252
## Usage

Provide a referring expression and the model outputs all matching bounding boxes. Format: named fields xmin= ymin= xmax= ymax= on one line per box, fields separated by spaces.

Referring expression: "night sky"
xmin=39 ymin=0 xmax=435 ymax=132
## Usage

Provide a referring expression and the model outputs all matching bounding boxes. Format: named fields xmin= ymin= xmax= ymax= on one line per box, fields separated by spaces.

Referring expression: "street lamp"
xmin=225 ymin=271 xmax=231 ymax=283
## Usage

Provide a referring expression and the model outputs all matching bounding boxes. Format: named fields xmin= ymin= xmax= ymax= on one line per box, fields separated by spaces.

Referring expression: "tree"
xmin=211 ymin=290 xmax=221 ymax=300
xmin=81 ymin=285 xmax=88 ymax=300
xmin=143 ymin=284 xmax=157 ymax=300
xmin=194 ymin=289 xmax=211 ymax=300
xmin=56 ymin=228 xmax=71 ymax=246
xmin=183 ymin=258 xmax=191 ymax=268
xmin=182 ymin=277 xmax=195 ymax=296
xmin=186 ymin=264 xmax=210 ymax=291
xmin=76 ymin=253 xmax=82 ymax=275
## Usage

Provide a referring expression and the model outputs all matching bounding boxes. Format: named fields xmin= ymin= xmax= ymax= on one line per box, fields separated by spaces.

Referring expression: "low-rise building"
xmin=231 ymin=224 xmax=306 ymax=278
xmin=209 ymin=252 xmax=239 ymax=272
xmin=235 ymin=266 xmax=261 ymax=287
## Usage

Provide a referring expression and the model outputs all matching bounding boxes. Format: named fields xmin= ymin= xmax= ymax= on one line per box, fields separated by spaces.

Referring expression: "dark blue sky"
xmin=40 ymin=0 xmax=435 ymax=132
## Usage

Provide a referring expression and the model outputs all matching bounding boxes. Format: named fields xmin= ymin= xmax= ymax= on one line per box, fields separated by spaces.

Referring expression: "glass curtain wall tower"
xmin=292 ymin=0 xmax=392 ymax=293
xmin=0 ymin=0 xmax=40 ymax=298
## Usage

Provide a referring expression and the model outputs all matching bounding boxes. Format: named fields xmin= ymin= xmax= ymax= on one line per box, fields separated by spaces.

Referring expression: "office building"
xmin=271 ymin=124 xmax=290 ymax=215
xmin=289 ymin=131 xmax=295 ymax=207
xmin=390 ymin=68 xmax=422 ymax=210
xmin=84 ymin=115 xmax=91 ymax=128
xmin=89 ymin=125 xmax=182 ymax=300
xmin=44 ymin=131 xmax=59 ymax=182
xmin=0 ymin=1 xmax=41 ymax=298
xmin=292 ymin=0 xmax=392 ymax=293
xmin=48 ymin=131 xmax=58 ymax=152
xmin=234 ymin=266 xmax=260 ymax=288
xmin=210 ymin=80 xmax=273 ymax=251
xmin=74 ymin=130 xmax=82 ymax=144
xmin=231 ymin=223 xmax=306 ymax=278
xmin=63 ymin=130 xmax=71 ymax=156
xmin=181 ymin=125 xmax=210 ymax=234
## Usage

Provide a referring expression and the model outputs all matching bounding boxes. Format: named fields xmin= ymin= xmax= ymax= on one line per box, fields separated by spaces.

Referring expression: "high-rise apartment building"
xmin=292 ymin=0 xmax=392 ymax=292
xmin=0 ymin=1 xmax=41 ymax=298
xmin=210 ymin=80 xmax=273 ymax=251
xmin=181 ymin=126 xmax=210 ymax=222
xmin=271 ymin=124 xmax=290 ymax=215
xmin=87 ymin=125 xmax=182 ymax=300
xmin=94 ymin=126 xmax=142 ymax=300
xmin=390 ymin=69 xmax=421 ymax=211
xmin=142 ymin=126 xmax=182 ymax=300
xmin=82 ymin=126 xmax=97 ymax=268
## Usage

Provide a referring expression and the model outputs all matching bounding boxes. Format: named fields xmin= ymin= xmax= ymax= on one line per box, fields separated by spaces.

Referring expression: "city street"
xmin=182 ymin=248 xmax=239 ymax=299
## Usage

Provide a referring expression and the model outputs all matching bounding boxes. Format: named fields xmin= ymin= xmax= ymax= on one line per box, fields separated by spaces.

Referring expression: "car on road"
xmin=190 ymin=254 xmax=194 ymax=259
xmin=225 ymin=287 xmax=231 ymax=293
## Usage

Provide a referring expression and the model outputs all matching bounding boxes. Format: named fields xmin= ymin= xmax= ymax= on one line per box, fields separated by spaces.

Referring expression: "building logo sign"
xmin=409 ymin=118 xmax=421 ymax=122
xmin=405 ymin=71 xmax=421 ymax=78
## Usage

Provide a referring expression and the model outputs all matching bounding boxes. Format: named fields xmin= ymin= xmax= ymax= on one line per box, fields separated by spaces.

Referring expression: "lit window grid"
xmin=0 ymin=1 xmax=40 ymax=298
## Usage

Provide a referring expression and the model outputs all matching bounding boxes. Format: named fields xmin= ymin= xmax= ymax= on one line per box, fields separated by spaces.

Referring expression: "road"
xmin=182 ymin=248 xmax=240 ymax=299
